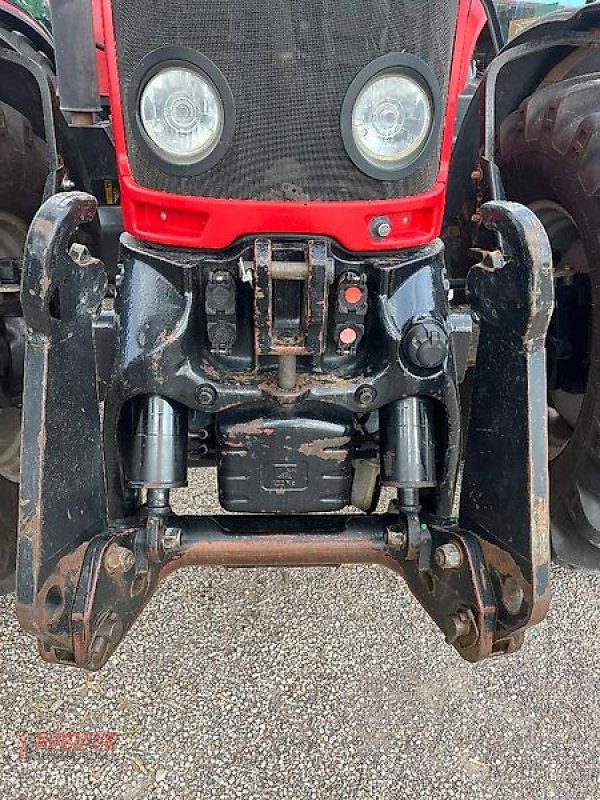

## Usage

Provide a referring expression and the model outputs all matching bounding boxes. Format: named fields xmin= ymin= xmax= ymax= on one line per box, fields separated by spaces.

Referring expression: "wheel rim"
xmin=0 ymin=211 xmax=26 ymax=484
xmin=529 ymin=201 xmax=591 ymax=460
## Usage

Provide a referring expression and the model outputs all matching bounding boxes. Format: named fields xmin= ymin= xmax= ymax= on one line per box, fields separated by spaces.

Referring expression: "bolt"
xmin=162 ymin=526 xmax=182 ymax=552
xmin=434 ymin=542 xmax=463 ymax=570
xmin=385 ymin=524 xmax=407 ymax=550
xmin=471 ymin=213 xmax=483 ymax=226
xmin=371 ymin=216 xmax=392 ymax=240
xmin=61 ymin=176 xmax=76 ymax=192
xmin=355 ymin=385 xmax=377 ymax=407
xmin=195 ymin=385 xmax=217 ymax=407
xmin=104 ymin=544 xmax=135 ymax=575
xmin=69 ymin=242 xmax=93 ymax=265
xmin=470 ymin=168 xmax=483 ymax=183
xmin=89 ymin=636 xmax=109 ymax=670
xmin=445 ymin=609 xmax=474 ymax=645
xmin=88 ymin=612 xmax=122 ymax=670
xmin=212 ymin=270 xmax=229 ymax=284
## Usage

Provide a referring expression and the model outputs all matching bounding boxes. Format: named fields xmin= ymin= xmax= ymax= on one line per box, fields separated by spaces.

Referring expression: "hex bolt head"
xmin=195 ymin=385 xmax=217 ymax=407
xmin=370 ymin=216 xmax=392 ymax=240
xmin=69 ymin=242 xmax=93 ymax=265
xmin=434 ymin=542 xmax=463 ymax=570
xmin=355 ymin=385 xmax=377 ymax=407
xmin=104 ymin=544 xmax=135 ymax=575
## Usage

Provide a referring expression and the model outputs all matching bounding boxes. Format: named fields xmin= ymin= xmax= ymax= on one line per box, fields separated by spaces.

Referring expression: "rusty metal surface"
xmin=20 ymin=508 xmax=545 ymax=670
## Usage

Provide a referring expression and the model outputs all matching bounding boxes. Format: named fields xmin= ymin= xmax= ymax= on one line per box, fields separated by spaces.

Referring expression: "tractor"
xmin=0 ymin=0 xmax=598 ymax=670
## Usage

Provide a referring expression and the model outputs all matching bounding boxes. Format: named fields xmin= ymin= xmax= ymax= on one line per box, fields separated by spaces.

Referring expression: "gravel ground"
xmin=0 ymin=468 xmax=598 ymax=800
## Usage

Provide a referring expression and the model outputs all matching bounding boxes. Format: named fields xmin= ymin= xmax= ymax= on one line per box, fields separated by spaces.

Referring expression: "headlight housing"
xmin=341 ymin=54 xmax=441 ymax=180
xmin=131 ymin=48 xmax=236 ymax=175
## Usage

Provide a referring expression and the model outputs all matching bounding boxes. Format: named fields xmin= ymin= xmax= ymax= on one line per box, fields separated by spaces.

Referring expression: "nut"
xmin=355 ymin=385 xmax=377 ymax=407
xmin=434 ymin=542 xmax=463 ymax=570
xmin=195 ymin=385 xmax=217 ymax=407
xmin=370 ymin=216 xmax=392 ymax=240
xmin=69 ymin=242 xmax=92 ymax=265
xmin=104 ymin=544 xmax=135 ymax=575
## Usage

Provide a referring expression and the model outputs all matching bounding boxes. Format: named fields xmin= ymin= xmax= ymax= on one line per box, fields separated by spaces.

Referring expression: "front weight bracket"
xmin=460 ymin=201 xmax=554 ymax=647
xmin=14 ymin=195 xmax=554 ymax=670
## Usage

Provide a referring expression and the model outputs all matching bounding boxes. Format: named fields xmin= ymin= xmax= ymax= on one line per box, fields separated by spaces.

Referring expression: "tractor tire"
xmin=497 ymin=71 xmax=600 ymax=572
xmin=0 ymin=102 xmax=47 ymax=594
xmin=0 ymin=476 xmax=17 ymax=594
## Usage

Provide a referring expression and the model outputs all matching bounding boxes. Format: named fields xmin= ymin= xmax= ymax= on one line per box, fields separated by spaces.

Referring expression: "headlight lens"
xmin=139 ymin=66 xmax=224 ymax=164
xmin=351 ymin=71 xmax=433 ymax=171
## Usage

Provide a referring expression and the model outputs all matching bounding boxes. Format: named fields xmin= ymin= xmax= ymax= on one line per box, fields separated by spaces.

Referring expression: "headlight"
xmin=341 ymin=54 xmax=440 ymax=180
xmin=131 ymin=48 xmax=236 ymax=175
xmin=140 ymin=66 xmax=224 ymax=164
xmin=352 ymin=73 xmax=432 ymax=169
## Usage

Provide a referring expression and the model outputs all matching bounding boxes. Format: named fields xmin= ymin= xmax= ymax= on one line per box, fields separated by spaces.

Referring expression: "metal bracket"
xmin=253 ymin=239 xmax=333 ymax=356
xmin=461 ymin=201 xmax=554 ymax=642
xmin=17 ymin=193 xmax=108 ymax=652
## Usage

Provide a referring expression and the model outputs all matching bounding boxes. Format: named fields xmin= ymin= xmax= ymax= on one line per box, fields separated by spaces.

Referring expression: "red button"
xmin=339 ymin=327 xmax=358 ymax=346
xmin=344 ymin=286 xmax=363 ymax=305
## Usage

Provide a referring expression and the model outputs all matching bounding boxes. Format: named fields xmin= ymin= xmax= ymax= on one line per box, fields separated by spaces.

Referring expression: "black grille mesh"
xmin=111 ymin=0 xmax=459 ymax=202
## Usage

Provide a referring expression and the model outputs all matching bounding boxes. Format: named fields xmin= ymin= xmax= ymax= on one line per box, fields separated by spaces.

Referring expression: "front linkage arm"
xmin=16 ymin=193 xmax=553 ymax=670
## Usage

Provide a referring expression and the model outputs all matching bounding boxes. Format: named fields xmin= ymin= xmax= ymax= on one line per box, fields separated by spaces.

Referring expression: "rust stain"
xmin=298 ymin=436 xmax=350 ymax=462
xmin=225 ymin=418 xmax=276 ymax=440
xmin=34 ymin=541 xmax=90 ymax=636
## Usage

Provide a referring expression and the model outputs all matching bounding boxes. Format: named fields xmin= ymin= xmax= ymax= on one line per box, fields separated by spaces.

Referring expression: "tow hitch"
xmin=16 ymin=193 xmax=553 ymax=670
